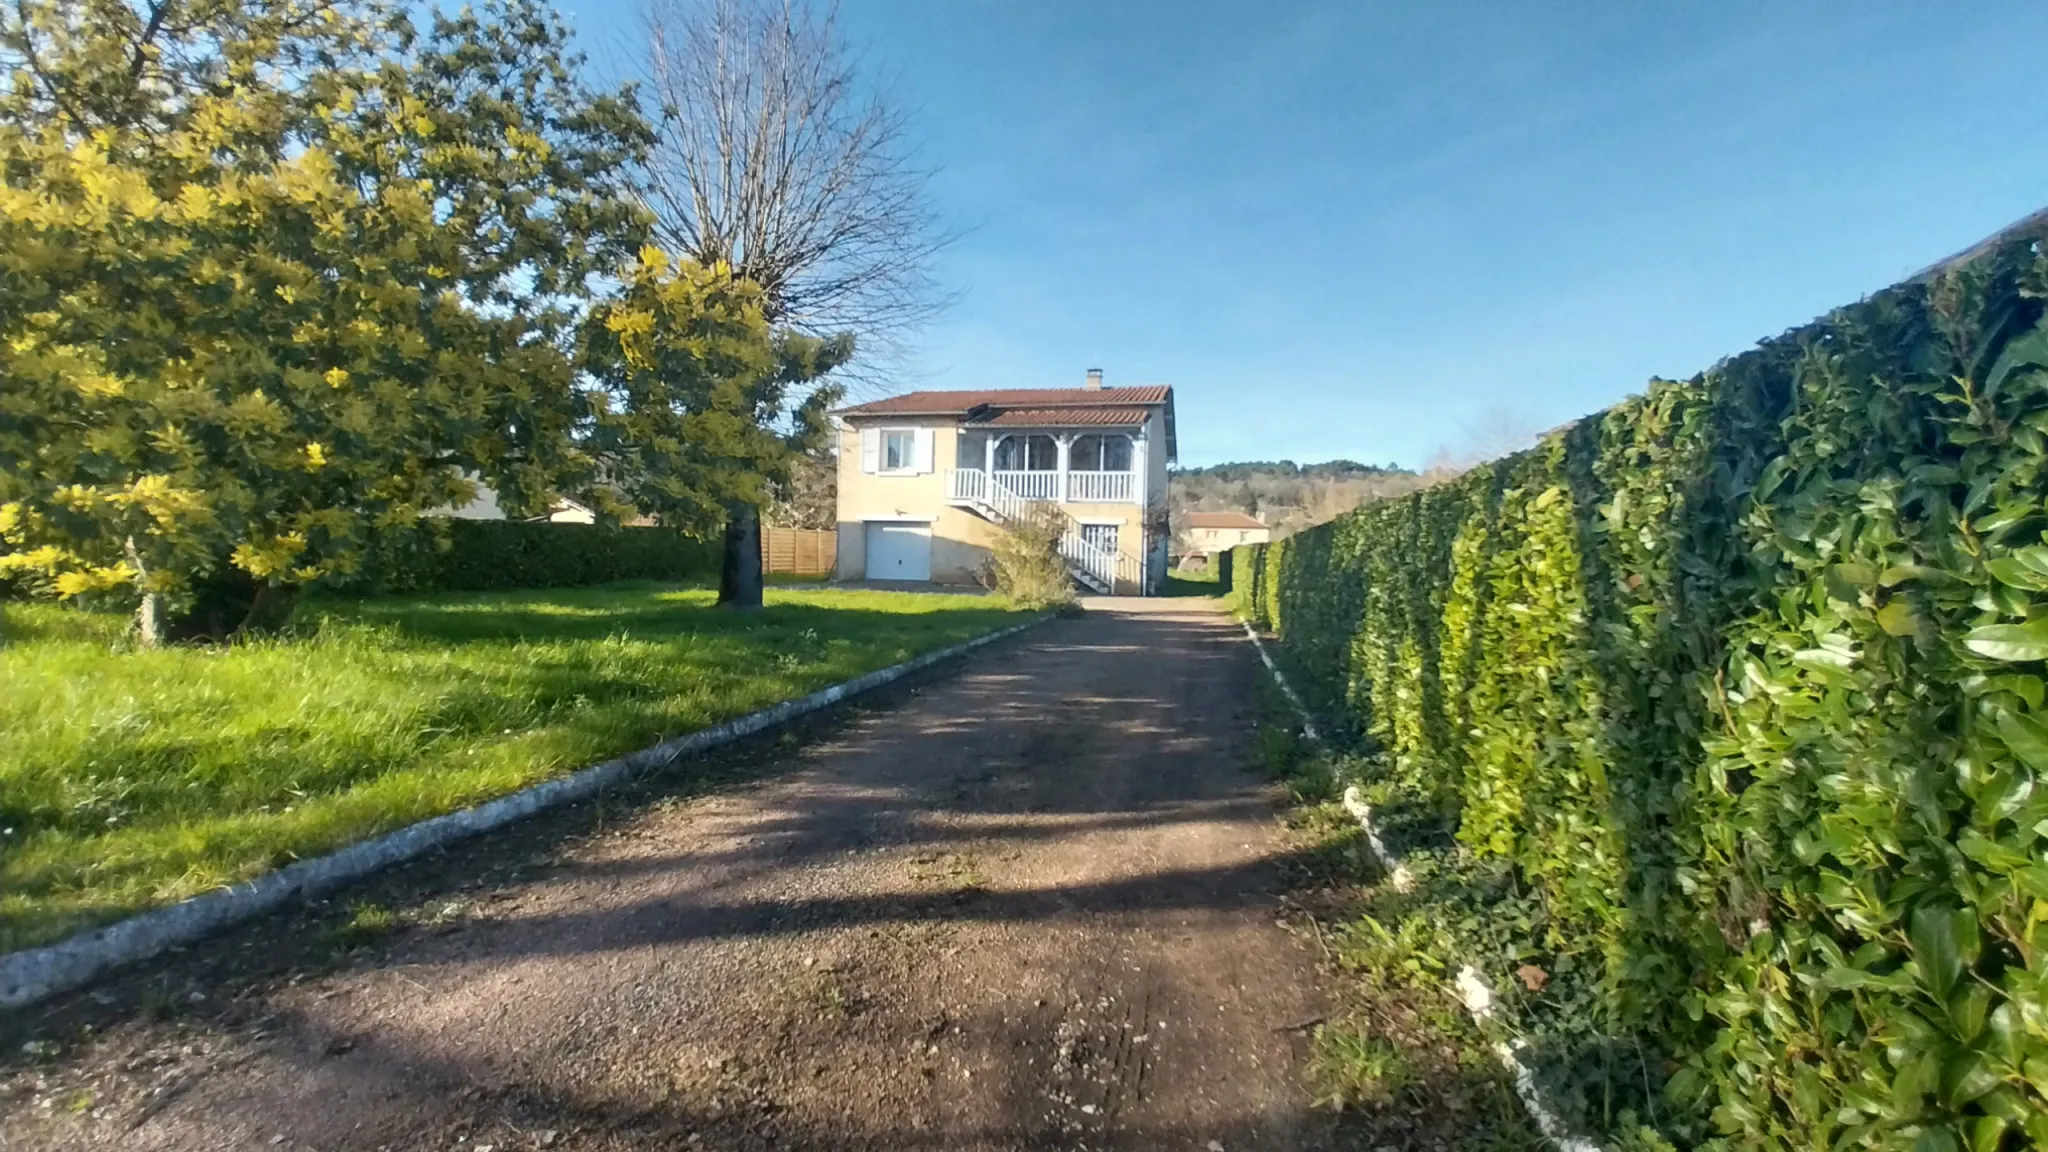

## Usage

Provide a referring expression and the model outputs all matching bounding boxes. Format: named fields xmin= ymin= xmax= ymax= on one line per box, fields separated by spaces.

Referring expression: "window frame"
xmin=880 ymin=428 xmax=918 ymax=474
xmin=1069 ymin=433 xmax=1133 ymax=472
xmin=993 ymin=433 xmax=1059 ymax=472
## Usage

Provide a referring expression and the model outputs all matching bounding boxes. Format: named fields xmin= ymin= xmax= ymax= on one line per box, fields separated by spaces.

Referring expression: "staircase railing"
xmin=1059 ymin=526 xmax=1120 ymax=591
xmin=946 ymin=468 xmax=1136 ymax=592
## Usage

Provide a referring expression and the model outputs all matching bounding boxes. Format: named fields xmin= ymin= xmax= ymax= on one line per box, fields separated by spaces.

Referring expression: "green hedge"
xmin=330 ymin=518 xmax=721 ymax=594
xmin=1234 ymin=224 xmax=2048 ymax=1149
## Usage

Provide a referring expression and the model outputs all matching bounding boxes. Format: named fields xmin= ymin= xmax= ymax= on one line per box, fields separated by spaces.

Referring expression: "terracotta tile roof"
xmin=972 ymin=406 xmax=1152 ymax=428
xmin=1184 ymin=511 xmax=1269 ymax=530
xmin=837 ymin=385 xmax=1171 ymax=416
xmin=837 ymin=384 xmax=1176 ymax=462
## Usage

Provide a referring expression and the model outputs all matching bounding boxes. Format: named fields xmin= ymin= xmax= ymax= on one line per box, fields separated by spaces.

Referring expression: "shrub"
xmin=989 ymin=506 xmax=1078 ymax=611
xmin=1230 ymin=222 xmax=2048 ymax=1149
xmin=328 ymin=519 xmax=721 ymax=595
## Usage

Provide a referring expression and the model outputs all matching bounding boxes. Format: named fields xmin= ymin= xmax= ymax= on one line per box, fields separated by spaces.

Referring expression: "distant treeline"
xmin=1169 ymin=459 xmax=1426 ymax=539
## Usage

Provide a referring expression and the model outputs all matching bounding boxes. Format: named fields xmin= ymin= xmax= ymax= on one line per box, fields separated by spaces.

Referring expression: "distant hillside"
xmin=1169 ymin=459 xmax=1425 ymax=540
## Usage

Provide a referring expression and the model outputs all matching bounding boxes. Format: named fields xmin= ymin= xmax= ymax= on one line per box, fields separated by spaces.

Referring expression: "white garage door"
xmin=865 ymin=521 xmax=931 ymax=581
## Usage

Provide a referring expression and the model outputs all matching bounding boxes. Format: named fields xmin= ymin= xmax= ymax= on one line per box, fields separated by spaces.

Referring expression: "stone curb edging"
xmin=1238 ymin=621 xmax=1599 ymax=1152
xmin=1 ymin=614 xmax=1053 ymax=1011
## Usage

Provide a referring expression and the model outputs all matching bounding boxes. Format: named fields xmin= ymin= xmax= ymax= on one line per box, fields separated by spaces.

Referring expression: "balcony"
xmin=947 ymin=468 xmax=1136 ymax=505
xmin=1067 ymin=470 xmax=1135 ymax=502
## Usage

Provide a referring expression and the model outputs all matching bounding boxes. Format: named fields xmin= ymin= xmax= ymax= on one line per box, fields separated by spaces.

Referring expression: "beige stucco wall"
xmin=835 ymin=418 xmax=1003 ymax=586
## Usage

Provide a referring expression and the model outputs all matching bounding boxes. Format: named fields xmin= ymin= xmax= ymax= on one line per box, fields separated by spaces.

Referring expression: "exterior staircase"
xmin=948 ymin=469 xmax=1131 ymax=594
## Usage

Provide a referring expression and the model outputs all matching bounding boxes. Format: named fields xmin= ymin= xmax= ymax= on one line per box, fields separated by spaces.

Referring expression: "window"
xmin=862 ymin=426 xmax=927 ymax=475
xmin=994 ymin=434 xmax=1057 ymax=471
xmin=1069 ymin=434 xmax=1132 ymax=471
xmin=882 ymin=429 xmax=916 ymax=472
xmin=1080 ymin=523 xmax=1119 ymax=553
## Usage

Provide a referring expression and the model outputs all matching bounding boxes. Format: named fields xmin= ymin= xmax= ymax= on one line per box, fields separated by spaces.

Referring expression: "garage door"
xmin=865 ymin=521 xmax=931 ymax=581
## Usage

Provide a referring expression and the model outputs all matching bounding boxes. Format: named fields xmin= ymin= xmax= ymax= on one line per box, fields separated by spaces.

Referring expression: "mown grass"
xmin=1159 ymin=563 xmax=1222 ymax=598
xmin=0 ymin=582 xmax=1028 ymax=952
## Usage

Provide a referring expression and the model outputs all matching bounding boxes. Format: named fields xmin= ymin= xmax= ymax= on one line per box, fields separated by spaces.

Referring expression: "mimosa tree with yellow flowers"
xmin=0 ymin=0 xmax=651 ymax=641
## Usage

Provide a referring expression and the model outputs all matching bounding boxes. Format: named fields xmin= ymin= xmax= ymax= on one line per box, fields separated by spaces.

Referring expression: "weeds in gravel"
xmin=788 ymin=967 xmax=860 ymax=1023
xmin=1309 ymin=1024 xmax=1414 ymax=1107
xmin=1 ymin=583 xmax=1027 ymax=952
xmin=907 ymin=851 xmax=989 ymax=894
xmin=1248 ymin=658 xmax=1687 ymax=1151
xmin=1253 ymin=672 xmax=1550 ymax=1151
xmin=321 ymin=901 xmax=399 ymax=953
xmin=1250 ymin=677 xmax=1339 ymax=805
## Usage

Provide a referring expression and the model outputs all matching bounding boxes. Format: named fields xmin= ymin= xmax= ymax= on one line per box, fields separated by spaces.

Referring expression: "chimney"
xmin=1084 ymin=368 xmax=1104 ymax=391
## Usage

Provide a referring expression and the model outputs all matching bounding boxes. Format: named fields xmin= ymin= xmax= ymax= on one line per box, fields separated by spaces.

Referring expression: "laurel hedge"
xmin=1234 ymin=223 xmax=2048 ymax=1149
xmin=329 ymin=518 xmax=721 ymax=594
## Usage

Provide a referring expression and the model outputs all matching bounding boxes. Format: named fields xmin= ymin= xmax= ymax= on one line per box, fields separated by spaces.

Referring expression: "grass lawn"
xmin=1161 ymin=564 xmax=1223 ymax=598
xmin=0 ymin=582 xmax=1029 ymax=953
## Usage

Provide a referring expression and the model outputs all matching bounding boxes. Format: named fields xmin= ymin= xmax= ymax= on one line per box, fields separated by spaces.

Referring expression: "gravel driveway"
xmin=2 ymin=597 xmax=1336 ymax=1151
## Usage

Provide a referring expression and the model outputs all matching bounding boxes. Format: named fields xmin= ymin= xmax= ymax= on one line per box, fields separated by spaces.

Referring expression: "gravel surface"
xmin=2 ymin=598 xmax=1337 ymax=1151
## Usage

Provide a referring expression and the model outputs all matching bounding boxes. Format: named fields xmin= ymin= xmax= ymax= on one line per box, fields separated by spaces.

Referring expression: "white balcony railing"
xmin=995 ymin=470 xmax=1059 ymax=501
xmin=947 ymin=468 xmax=1136 ymax=505
xmin=948 ymin=467 xmax=988 ymax=504
xmin=1066 ymin=471 xmax=1134 ymax=503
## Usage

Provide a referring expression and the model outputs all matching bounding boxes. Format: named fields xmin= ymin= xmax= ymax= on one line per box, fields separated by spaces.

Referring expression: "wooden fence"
xmin=759 ymin=526 xmax=837 ymax=576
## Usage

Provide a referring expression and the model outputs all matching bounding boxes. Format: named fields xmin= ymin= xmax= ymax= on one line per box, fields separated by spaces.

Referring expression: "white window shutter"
xmin=914 ymin=428 xmax=935 ymax=474
xmin=860 ymin=428 xmax=881 ymax=474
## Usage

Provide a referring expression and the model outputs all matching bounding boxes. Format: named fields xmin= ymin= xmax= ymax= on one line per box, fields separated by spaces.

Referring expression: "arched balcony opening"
xmin=993 ymin=433 xmax=1058 ymax=472
xmin=949 ymin=428 xmax=1142 ymax=505
xmin=1066 ymin=434 xmax=1134 ymax=501
xmin=991 ymin=433 xmax=1060 ymax=499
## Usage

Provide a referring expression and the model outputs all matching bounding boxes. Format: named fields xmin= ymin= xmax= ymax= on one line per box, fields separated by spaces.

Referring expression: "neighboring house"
xmin=438 ymin=484 xmax=606 ymax=525
xmin=1179 ymin=511 xmax=1271 ymax=558
xmin=833 ymin=370 xmax=1176 ymax=595
xmin=439 ymin=483 xmax=512 ymax=521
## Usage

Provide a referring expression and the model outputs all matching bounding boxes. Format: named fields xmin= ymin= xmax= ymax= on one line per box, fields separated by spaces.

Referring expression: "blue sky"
xmin=569 ymin=1 xmax=2048 ymax=470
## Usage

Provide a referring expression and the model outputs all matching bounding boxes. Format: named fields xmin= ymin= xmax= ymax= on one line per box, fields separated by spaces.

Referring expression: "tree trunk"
xmin=124 ymin=536 xmax=163 ymax=649
xmin=236 ymin=582 xmax=301 ymax=637
xmin=718 ymin=505 xmax=764 ymax=611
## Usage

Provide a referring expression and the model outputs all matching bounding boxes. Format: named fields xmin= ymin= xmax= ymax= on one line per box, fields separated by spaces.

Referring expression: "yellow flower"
xmin=305 ymin=443 xmax=329 ymax=468
xmin=324 ymin=367 xmax=349 ymax=388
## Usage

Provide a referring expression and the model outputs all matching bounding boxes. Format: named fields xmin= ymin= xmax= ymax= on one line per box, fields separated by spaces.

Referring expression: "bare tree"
xmin=640 ymin=0 xmax=948 ymax=607
xmin=1419 ymin=406 xmax=1545 ymax=483
xmin=765 ymin=449 xmax=837 ymax=530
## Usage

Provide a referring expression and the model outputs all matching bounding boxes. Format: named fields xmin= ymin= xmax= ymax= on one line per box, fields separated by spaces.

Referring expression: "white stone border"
xmin=1341 ymin=785 xmax=1415 ymax=893
xmin=1240 ymin=621 xmax=1319 ymax=742
xmin=1239 ymin=621 xmax=1597 ymax=1152
xmin=1 ymin=614 xmax=1052 ymax=1010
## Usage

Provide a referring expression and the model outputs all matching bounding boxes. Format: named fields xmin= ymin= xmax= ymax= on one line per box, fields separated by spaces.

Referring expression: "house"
xmin=1179 ymin=511 xmax=1271 ymax=559
xmin=438 ymin=486 xmax=605 ymax=525
xmin=832 ymin=370 xmax=1175 ymax=594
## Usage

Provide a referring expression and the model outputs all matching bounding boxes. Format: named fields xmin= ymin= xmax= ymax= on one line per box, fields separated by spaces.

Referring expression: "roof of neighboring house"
xmin=1184 ymin=511 xmax=1269 ymax=530
xmin=837 ymin=384 xmax=1177 ymax=462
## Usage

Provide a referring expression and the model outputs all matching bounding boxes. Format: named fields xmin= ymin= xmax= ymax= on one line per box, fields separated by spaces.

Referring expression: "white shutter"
xmin=860 ymin=428 xmax=881 ymax=474
xmin=914 ymin=428 xmax=935 ymax=474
